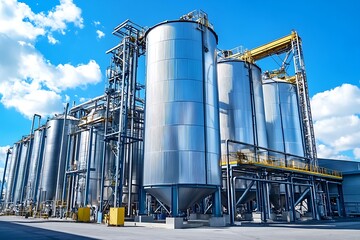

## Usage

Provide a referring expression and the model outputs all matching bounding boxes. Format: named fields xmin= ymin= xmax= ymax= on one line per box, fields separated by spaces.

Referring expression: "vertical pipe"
xmin=20 ymin=114 xmax=40 ymax=204
xmin=337 ymin=184 xmax=345 ymax=217
xmin=84 ymin=127 xmax=93 ymax=206
xmin=212 ymin=186 xmax=222 ymax=217
xmin=276 ymin=83 xmax=288 ymax=166
xmin=225 ymin=139 xmax=234 ymax=225
xmin=265 ymin=177 xmax=271 ymax=220
xmin=99 ymin=94 xmax=110 ymax=214
xmin=55 ymin=103 xmax=69 ymax=209
xmin=61 ymin=134 xmax=72 ymax=212
xmin=289 ymin=177 xmax=296 ymax=222
xmin=171 ymin=186 xmax=179 ymax=217
xmin=284 ymin=182 xmax=290 ymax=222
xmin=33 ymin=128 xmax=46 ymax=205
xmin=127 ymin=44 xmax=138 ymax=216
xmin=114 ymin=38 xmax=129 ymax=208
xmin=200 ymin=27 xmax=208 ymax=184
xmin=247 ymin=63 xmax=258 ymax=160
xmin=0 ymin=148 xmax=12 ymax=202
xmin=325 ymin=181 xmax=332 ymax=216
xmin=11 ymin=142 xmax=23 ymax=204
xmin=310 ymin=179 xmax=319 ymax=220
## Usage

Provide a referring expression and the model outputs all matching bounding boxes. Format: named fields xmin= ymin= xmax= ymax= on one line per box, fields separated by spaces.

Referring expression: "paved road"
xmin=1 ymin=216 xmax=360 ymax=240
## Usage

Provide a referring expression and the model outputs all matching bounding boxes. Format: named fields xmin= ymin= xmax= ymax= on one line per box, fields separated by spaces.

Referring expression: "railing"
xmin=221 ymin=152 xmax=342 ymax=179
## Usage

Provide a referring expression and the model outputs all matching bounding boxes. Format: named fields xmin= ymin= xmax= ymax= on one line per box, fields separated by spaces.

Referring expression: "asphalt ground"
xmin=0 ymin=216 xmax=360 ymax=240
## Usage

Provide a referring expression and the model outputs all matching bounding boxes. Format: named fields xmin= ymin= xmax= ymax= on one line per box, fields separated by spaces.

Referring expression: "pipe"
xmin=225 ymin=139 xmax=234 ymax=225
xmin=0 ymin=148 xmax=12 ymax=202
xmin=69 ymin=94 xmax=106 ymax=113
xmin=84 ymin=127 xmax=93 ymax=206
xmin=114 ymin=38 xmax=128 ymax=208
xmin=99 ymin=94 xmax=111 ymax=213
xmin=20 ymin=114 xmax=40 ymax=203
xmin=61 ymin=133 xmax=72 ymax=212
xmin=33 ymin=128 xmax=46 ymax=204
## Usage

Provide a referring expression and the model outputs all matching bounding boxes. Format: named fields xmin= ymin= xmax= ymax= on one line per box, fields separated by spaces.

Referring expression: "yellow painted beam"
xmin=228 ymin=31 xmax=299 ymax=63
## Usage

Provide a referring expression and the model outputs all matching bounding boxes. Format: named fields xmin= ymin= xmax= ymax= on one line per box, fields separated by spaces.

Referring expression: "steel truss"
xmin=99 ymin=20 xmax=145 ymax=216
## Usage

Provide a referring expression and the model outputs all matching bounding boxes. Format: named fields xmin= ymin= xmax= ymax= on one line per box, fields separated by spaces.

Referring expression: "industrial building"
xmin=0 ymin=10 xmax=352 ymax=226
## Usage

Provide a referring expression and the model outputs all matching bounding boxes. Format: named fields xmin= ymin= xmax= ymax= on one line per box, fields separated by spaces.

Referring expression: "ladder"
xmin=291 ymin=34 xmax=318 ymax=167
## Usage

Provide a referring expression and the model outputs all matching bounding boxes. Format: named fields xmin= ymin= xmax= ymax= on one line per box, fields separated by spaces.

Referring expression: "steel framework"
xmin=99 ymin=20 xmax=145 ymax=216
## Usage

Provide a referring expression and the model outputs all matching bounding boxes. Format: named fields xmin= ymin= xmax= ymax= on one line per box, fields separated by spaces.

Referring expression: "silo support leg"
xmin=212 ymin=187 xmax=222 ymax=217
xmin=138 ymin=188 xmax=147 ymax=215
xmin=171 ymin=186 xmax=179 ymax=217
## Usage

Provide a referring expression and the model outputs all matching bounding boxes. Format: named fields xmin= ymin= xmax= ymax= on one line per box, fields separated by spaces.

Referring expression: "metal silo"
xmin=217 ymin=60 xmax=268 ymax=155
xmin=262 ymin=79 xmax=305 ymax=162
xmin=39 ymin=116 xmax=71 ymax=202
xmin=143 ymin=19 xmax=221 ymax=214
xmin=75 ymin=128 xmax=103 ymax=206
xmin=26 ymin=127 xmax=46 ymax=202
xmin=4 ymin=143 xmax=21 ymax=205
xmin=13 ymin=137 xmax=31 ymax=204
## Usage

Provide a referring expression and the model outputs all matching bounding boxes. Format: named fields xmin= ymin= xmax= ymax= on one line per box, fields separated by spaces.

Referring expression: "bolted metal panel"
xmin=217 ymin=60 xmax=268 ymax=155
xmin=263 ymin=80 xmax=305 ymax=159
xmin=143 ymin=21 xmax=221 ymax=210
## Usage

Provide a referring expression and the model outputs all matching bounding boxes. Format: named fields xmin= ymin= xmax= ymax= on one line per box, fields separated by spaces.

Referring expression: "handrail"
xmin=221 ymin=152 xmax=342 ymax=179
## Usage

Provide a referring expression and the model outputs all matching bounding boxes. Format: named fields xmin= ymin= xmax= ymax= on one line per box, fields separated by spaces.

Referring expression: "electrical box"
xmin=109 ymin=207 xmax=125 ymax=226
xmin=78 ymin=207 xmax=90 ymax=222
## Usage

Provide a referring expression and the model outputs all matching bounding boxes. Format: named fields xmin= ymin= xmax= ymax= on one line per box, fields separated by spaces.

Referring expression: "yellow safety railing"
xmin=221 ymin=152 xmax=342 ymax=179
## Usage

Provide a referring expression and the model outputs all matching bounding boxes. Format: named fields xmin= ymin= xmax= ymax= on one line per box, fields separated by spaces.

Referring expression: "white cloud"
xmin=96 ymin=30 xmax=105 ymax=39
xmin=0 ymin=1 xmax=102 ymax=118
xmin=0 ymin=80 xmax=63 ymax=118
xmin=93 ymin=20 xmax=101 ymax=26
xmin=317 ymin=144 xmax=352 ymax=161
xmin=0 ymin=0 xmax=83 ymax=43
xmin=47 ymin=34 xmax=59 ymax=44
xmin=312 ymin=83 xmax=360 ymax=160
xmin=311 ymin=83 xmax=360 ymax=121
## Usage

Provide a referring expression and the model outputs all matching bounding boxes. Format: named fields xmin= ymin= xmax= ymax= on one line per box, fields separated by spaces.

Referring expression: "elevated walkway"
xmin=221 ymin=153 xmax=342 ymax=180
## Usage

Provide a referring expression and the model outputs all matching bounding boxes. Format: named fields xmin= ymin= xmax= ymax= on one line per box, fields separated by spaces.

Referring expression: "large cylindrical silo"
xmin=5 ymin=143 xmax=21 ymax=205
xmin=26 ymin=127 xmax=46 ymax=202
xmin=262 ymin=79 xmax=305 ymax=162
xmin=39 ymin=117 xmax=72 ymax=202
xmin=13 ymin=138 xmax=31 ymax=204
xmin=75 ymin=128 xmax=103 ymax=206
xmin=143 ymin=20 xmax=221 ymax=212
xmin=217 ymin=60 xmax=268 ymax=156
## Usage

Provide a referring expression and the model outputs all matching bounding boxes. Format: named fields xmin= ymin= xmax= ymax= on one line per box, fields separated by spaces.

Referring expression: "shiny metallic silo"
xmin=26 ymin=128 xmax=45 ymax=201
xmin=262 ymin=80 xmax=305 ymax=161
xmin=88 ymin=129 xmax=104 ymax=205
xmin=13 ymin=137 xmax=31 ymax=204
xmin=217 ymin=60 xmax=268 ymax=156
xmin=5 ymin=143 xmax=20 ymax=204
xmin=75 ymin=129 xmax=103 ymax=206
xmin=39 ymin=117 xmax=71 ymax=202
xmin=143 ymin=20 xmax=221 ymax=211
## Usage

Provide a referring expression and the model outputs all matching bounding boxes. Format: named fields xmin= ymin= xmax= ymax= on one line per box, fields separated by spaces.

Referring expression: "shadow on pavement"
xmin=0 ymin=220 xmax=98 ymax=240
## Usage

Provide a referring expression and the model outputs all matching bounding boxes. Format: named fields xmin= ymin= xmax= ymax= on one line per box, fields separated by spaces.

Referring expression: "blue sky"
xmin=1 ymin=0 xmax=360 ymax=173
